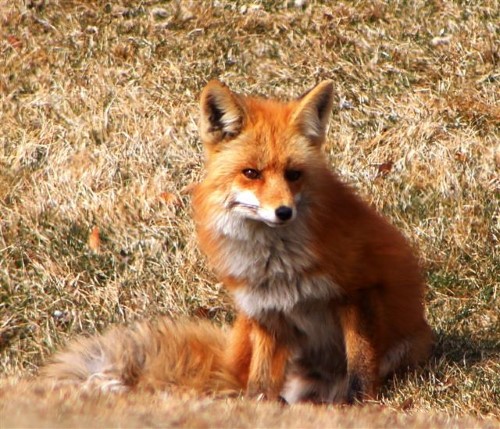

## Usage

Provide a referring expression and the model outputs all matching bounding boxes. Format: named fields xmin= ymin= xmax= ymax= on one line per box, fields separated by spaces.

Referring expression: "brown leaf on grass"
xmin=88 ymin=226 xmax=100 ymax=252
xmin=159 ymin=191 xmax=181 ymax=206
xmin=376 ymin=160 xmax=394 ymax=177
xmin=7 ymin=35 xmax=22 ymax=49
xmin=401 ymin=397 xmax=414 ymax=410
xmin=454 ymin=151 xmax=468 ymax=163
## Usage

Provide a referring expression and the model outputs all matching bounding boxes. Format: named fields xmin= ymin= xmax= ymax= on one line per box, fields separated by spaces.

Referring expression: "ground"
xmin=0 ymin=0 xmax=498 ymax=427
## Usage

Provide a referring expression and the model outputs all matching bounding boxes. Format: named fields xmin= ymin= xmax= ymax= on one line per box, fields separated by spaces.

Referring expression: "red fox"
xmin=43 ymin=81 xmax=433 ymax=404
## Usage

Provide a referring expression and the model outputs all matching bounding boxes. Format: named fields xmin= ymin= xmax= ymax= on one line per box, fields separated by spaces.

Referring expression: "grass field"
xmin=0 ymin=0 xmax=499 ymax=427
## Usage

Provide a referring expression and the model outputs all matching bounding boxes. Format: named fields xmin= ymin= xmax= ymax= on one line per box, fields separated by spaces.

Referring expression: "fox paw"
xmin=346 ymin=374 xmax=376 ymax=404
xmin=346 ymin=375 xmax=364 ymax=404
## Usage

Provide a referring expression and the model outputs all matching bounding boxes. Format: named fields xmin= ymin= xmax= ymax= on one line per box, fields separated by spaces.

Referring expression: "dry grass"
xmin=1 ymin=378 xmax=498 ymax=429
xmin=0 ymin=0 xmax=498 ymax=426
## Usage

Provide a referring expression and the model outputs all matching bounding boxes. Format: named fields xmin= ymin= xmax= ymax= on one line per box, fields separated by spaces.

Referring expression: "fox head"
xmin=199 ymin=80 xmax=334 ymax=228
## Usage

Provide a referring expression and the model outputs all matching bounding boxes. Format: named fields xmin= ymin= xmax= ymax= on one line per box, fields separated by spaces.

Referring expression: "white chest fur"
xmin=210 ymin=213 xmax=342 ymax=318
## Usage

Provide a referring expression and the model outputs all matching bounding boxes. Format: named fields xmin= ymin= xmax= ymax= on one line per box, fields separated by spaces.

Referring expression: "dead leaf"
xmin=159 ymin=191 xmax=181 ymax=206
xmin=454 ymin=151 xmax=467 ymax=163
xmin=88 ymin=226 xmax=100 ymax=252
xmin=401 ymin=397 xmax=414 ymax=410
xmin=7 ymin=35 xmax=22 ymax=49
xmin=377 ymin=160 xmax=394 ymax=177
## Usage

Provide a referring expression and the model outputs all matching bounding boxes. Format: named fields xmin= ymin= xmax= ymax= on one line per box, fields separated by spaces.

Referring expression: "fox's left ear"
xmin=292 ymin=81 xmax=334 ymax=146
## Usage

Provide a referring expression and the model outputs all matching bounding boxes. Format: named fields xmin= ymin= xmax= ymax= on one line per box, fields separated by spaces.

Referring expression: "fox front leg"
xmin=340 ymin=304 xmax=380 ymax=403
xmin=246 ymin=323 xmax=288 ymax=401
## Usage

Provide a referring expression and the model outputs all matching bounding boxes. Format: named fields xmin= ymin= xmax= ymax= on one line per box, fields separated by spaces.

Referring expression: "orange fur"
xmin=42 ymin=318 xmax=242 ymax=396
xmin=193 ymin=80 xmax=433 ymax=403
xmin=43 ymin=81 xmax=432 ymax=404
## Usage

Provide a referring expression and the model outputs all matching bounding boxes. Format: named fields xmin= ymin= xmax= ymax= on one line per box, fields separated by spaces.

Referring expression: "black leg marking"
xmin=347 ymin=374 xmax=364 ymax=404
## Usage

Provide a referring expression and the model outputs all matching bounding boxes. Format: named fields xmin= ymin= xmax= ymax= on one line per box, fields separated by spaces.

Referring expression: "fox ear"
xmin=292 ymin=81 xmax=334 ymax=145
xmin=200 ymin=80 xmax=244 ymax=146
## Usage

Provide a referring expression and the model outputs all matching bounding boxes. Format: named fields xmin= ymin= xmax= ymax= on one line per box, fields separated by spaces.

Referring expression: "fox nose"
xmin=275 ymin=206 xmax=293 ymax=221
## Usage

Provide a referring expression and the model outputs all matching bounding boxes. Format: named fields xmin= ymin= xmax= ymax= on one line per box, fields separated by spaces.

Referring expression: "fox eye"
xmin=285 ymin=169 xmax=302 ymax=182
xmin=242 ymin=169 xmax=261 ymax=180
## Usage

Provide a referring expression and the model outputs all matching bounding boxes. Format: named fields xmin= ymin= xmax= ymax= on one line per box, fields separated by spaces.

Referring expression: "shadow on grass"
xmin=432 ymin=330 xmax=499 ymax=366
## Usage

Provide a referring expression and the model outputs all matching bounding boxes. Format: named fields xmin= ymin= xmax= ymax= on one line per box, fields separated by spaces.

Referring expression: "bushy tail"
xmin=41 ymin=318 xmax=242 ymax=395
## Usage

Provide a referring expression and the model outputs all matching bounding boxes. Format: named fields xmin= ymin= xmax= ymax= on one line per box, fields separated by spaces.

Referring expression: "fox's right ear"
xmin=200 ymin=80 xmax=244 ymax=146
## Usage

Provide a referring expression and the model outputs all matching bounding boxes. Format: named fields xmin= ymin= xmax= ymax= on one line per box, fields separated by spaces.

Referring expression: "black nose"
xmin=275 ymin=206 xmax=293 ymax=221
